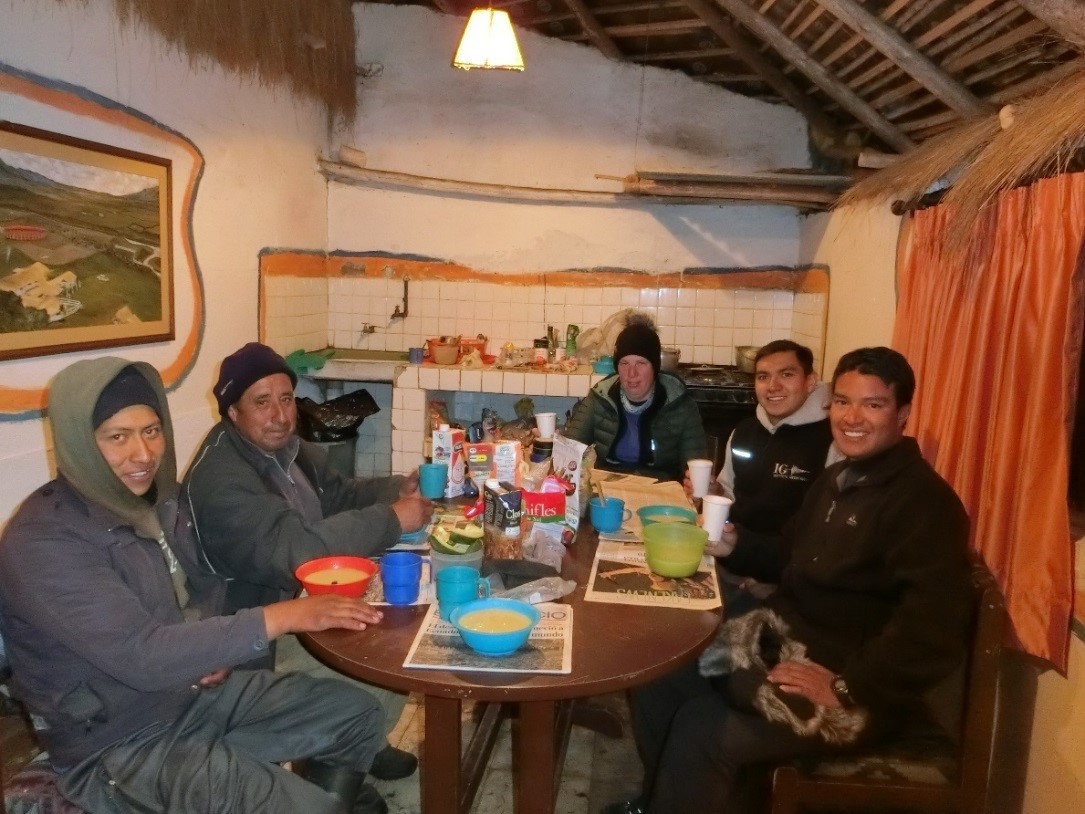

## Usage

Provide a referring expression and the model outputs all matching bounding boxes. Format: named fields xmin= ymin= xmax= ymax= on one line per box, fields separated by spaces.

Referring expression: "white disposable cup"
xmin=688 ymin=458 xmax=714 ymax=498
xmin=535 ymin=412 xmax=557 ymax=437
xmin=701 ymin=495 xmax=733 ymax=542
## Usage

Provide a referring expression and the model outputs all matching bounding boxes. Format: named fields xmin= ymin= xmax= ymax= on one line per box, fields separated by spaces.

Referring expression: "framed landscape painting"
xmin=0 ymin=122 xmax=173 ymax=360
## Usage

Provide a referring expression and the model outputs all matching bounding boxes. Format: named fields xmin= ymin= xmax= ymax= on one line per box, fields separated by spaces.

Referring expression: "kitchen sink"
xmin=326 ymin=348 xmax=409 ymax=362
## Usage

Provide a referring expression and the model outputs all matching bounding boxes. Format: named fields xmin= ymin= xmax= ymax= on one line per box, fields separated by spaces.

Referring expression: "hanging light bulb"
xmin=452 ymin=8 xmax=525 ymax=71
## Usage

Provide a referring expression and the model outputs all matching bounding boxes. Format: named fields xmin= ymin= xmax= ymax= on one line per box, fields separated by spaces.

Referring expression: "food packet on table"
xmin=483 ymin=479 xmax=524 ymax=560
xmin=495 ymin=576 xmax=577 ymax=605
xmin=551 ymin=433 xmax=596 ymax=533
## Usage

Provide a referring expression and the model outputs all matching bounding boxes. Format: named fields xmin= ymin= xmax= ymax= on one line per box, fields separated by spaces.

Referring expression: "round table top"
xmin=301 ymin=525 xmax=723 ymax=703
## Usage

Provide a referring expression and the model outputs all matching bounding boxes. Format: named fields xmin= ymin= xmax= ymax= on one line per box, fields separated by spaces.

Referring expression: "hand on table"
xmin=399 ymin=469 xmax=421 ymax=499
xmin=705 ymin=522 xmax=737 ymax=558
xmin=264 ymin=594 xmax=384 ymax=639
xmin=393 ymin=493 xmax=434 ymax=532
xmin=767 ymin=660 xmax=839 ymax=708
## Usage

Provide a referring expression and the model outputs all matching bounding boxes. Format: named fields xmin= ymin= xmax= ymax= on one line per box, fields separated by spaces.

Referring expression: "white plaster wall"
xmin=350 ymin=5 xmax=810 ymax=189
xmin=0 ymin=0 xmax=330 ymax=522
xmin=799 ymin=203 xmax=901 ymax=375
xmin=330 ymin=4 xmax=807 ymax=273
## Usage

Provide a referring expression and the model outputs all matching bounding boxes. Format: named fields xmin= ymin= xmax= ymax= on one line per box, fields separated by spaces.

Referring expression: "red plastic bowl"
xmin=295 ymin=556 xmax=377 ymax=598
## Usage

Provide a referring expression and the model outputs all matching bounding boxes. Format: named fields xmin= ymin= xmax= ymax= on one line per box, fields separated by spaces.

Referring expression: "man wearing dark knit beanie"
xmin=183 ymin=343 xmax=427 ymax=808
xmin=565 ymin=313 xmax=706 ymax=481
xmin=1 ymin=357 xmax=389 ymax=813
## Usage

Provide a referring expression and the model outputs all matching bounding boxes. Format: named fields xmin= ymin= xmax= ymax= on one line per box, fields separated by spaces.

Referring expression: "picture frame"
xmin=0 ymin=121 xmax=173 ymax=360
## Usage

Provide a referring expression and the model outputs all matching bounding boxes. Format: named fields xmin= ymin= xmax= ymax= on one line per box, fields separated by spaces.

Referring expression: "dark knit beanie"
xmin=214 ymin=342 xmax=297 ymax=417
xmin=93 ymin=366 xmax=160 ymax=428
xmin=614 ymin=320 xmax=662 ymax=378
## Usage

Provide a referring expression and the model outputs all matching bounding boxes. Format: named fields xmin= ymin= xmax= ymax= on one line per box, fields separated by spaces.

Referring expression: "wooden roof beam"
xmin=563 ymin=0 xmax=623 ymax=60
xmin=680 ymin=0 xmax=841 ymax=141
xmin=810 ymin=0 xmax=988 ymax=116
xmin=1016 ymin=0 xmax=1085 ymax=51
xmin=712 ymin=0 xmax=914 ymax=151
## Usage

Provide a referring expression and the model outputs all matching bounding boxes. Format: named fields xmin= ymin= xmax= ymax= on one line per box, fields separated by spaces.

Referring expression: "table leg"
xmin=515 ymin=699 xmax=557 ymax=814
xmin=422 ymin=695 xmax=462 ymax=814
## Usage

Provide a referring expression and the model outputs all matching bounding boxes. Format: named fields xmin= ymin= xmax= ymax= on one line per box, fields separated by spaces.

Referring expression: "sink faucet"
xmin=359 ymin=323 xmax=376 ymax=338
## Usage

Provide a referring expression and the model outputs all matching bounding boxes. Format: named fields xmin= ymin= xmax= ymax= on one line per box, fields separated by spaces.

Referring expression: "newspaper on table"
xmin=590 ymin=471 xmax=696 ymax=540
xmin=403 ymin=602 xmax=573 ymax=674
xmin=585 ymin=538 xmax=722 ymax=611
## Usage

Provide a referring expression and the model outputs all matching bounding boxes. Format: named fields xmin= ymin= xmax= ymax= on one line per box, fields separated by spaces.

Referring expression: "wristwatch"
xmin=831 ymin=674 xmax=856 ymax=708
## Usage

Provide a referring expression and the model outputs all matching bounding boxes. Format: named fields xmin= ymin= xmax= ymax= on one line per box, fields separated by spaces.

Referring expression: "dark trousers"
xmin=630 ymin=660 xmax=825 ymax=814
xmin=60 ymin=669 xmax=383 ymax=814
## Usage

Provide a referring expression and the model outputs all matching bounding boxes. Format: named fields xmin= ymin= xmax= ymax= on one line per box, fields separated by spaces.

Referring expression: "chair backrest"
xmin=955 ymin=561 xmax=1005 ymax=803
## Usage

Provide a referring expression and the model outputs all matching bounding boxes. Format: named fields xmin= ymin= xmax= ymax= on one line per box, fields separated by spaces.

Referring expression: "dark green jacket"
xmin=564 ymin=372 xmax=706 ymax=481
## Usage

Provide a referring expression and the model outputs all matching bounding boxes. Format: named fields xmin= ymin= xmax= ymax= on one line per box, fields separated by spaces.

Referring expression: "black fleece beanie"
xmin=614 ymin=322 xmax=662 ymax=378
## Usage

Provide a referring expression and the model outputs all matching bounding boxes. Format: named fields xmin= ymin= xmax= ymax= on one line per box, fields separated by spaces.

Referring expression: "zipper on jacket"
xmin=825 ymin=500 xmax=836 ymax=523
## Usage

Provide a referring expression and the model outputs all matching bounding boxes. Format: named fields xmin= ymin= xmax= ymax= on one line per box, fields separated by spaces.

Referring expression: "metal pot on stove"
xmin=735 ymin=345 xmax=760 ymax=374
xmin=660 ymin=347 xmax=681 ymax=373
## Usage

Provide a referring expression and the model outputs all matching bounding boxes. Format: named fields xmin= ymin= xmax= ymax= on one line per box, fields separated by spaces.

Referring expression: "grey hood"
xmin=49 ymin=357 xmax=178 ymax=540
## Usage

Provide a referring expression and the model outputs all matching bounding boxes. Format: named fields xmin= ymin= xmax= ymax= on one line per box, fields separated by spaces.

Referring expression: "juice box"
xmin=493 ymin=440 xmax=522 ymax=487
xmin=432 ymin=424 xmax=466 ymax=498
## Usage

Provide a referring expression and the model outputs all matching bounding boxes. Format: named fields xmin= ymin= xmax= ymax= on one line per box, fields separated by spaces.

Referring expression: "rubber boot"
xmin=299 ymin=760 xmax=366 ymax=812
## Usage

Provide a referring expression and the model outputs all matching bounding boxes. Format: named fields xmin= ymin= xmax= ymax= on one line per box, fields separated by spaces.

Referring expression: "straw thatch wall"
xmin=839 ymin=60 xmax=1085 ymax=249
xmin=58 ymin=0 xmax=358 ymax=121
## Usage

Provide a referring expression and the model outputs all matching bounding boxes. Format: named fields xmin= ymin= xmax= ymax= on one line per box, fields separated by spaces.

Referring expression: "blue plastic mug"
xmin=381 ymin=551 xmax=422 ymax=605
xmin=589 ymin=496 xmax=632 ymax=533
xmin=436 ymin=565 xmax=491 ymax=621
xmin=418 ymin=462 xmax=448 ymax=500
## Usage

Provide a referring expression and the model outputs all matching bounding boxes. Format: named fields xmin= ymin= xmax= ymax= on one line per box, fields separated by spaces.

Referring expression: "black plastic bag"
xmin=295 ymin=390 xmax=379 ymax=442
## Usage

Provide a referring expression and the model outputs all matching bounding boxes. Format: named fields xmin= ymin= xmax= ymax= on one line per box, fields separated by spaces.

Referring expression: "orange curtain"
xmin=893 ymin=172 xmax=1085 ymax=671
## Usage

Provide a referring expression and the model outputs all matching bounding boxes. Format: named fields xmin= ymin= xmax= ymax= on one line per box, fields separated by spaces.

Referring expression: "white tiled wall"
xmin=267 ymin=276 xmax=824 ymax=372
xmin=263 ymin=276 xmax=329 ymax=354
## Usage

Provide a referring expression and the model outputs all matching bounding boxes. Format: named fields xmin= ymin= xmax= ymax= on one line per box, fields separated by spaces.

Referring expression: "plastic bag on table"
xmin=522 ymin=522 xmax=565 ymax=572
xmin=295 ymin=389 xmax=380 ymax=442
xmin=495 ymin=576 xmax=577 ymax=605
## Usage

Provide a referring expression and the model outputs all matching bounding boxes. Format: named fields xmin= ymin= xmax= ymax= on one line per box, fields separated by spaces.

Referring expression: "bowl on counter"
xmin=592 ymin=356 xmax=615 ymax=375
xmin=450 ymin=597 xmax=541 ymax=657
xmin=427 ymin=336 xmax=461 ymax=365
xmin=637 ymin=504 xmax=698 ymax=527
xmin=295 ymin=555 xmax=377 ymax=598
xmin=642 ymin=523 xmax=707 ymax=578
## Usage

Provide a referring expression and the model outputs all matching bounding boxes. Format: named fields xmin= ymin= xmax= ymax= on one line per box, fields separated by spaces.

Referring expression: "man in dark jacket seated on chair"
xmin=0 ymin=358 xmax=387 ymax=813
xmin=603 ymin=347 xmax=972 ymax=814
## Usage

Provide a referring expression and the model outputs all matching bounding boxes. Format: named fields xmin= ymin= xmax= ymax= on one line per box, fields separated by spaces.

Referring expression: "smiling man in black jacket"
xmin=606 ymin=347 xmax=972 ymax=814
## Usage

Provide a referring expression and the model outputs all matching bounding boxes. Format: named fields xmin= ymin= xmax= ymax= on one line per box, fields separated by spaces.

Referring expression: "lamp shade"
xmin=453 ymin=9 xmax=525 ymax=71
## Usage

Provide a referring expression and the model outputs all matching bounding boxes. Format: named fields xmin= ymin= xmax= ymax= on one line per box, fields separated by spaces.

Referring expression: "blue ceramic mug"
xmin=589 ymin=496 xmax=632 ymax=533
xmin=436 ymin=565 xmax=491 ymax=621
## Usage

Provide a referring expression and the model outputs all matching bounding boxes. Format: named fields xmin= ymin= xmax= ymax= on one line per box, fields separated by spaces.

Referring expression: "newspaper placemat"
xmin=591 ymin=472 xmax=695 ymax=538
xmin=585 ymin=539 xmax=721 ymax=610
xmin=403 ymin=602 xmax=573 ymax=674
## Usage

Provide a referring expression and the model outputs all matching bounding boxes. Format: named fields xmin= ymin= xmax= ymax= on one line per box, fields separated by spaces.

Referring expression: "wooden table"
xmin=301 ymin=527 xmax=722 ymax=814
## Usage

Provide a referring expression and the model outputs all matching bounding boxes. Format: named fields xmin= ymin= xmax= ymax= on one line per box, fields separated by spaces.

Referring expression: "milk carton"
xmin=432 ymin=424 xmax=466 ymax=498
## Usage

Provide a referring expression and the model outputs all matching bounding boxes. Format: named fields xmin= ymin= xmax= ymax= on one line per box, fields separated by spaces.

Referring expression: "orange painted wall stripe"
xmin=0 ymin=69 xmax=205 ymax=415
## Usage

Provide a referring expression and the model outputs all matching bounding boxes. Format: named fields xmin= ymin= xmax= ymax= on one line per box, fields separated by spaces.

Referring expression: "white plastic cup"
xmin=701 ymin=495 xmax=733 ymax=542
xmin=687 ymin=458 xmax=714 ymax=498
xmin=535 ymin=412 xmax=557 ymax=437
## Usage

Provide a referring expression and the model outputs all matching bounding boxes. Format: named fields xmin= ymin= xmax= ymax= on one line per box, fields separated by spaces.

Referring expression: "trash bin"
xmin=295 ymin=390 xmax=380 ymax=479
xmin=313 ymin=436 xmax=358 ymax=479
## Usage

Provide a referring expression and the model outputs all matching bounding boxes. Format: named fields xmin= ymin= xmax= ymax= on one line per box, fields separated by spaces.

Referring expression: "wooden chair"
xmin=770 ymin=561 xmax=1006 ymax=814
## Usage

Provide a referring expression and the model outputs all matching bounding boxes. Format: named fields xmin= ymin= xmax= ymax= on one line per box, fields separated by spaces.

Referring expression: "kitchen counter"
xmin=303 ymin=348 xmax=606 ymax=473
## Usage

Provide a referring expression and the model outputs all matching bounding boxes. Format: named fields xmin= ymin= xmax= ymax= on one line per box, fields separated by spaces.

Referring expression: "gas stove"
xmin=675 ymin=364 xmax=757 ymax=406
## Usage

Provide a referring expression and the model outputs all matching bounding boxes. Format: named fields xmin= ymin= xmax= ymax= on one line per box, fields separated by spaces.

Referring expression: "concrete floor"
xmin=372 ymin=692 xmax=643 ymax=814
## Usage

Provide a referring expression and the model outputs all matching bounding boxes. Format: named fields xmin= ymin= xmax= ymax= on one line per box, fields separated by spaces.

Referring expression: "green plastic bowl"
xmin=642 ymin=523 xmax=707 ymax=578
xmin=637 ymin=504 xmax=698 ymax=527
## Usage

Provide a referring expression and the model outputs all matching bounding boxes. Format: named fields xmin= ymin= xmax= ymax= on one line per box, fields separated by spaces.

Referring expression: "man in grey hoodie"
xmin=0 ymin=358 xmax=386 ymax=813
